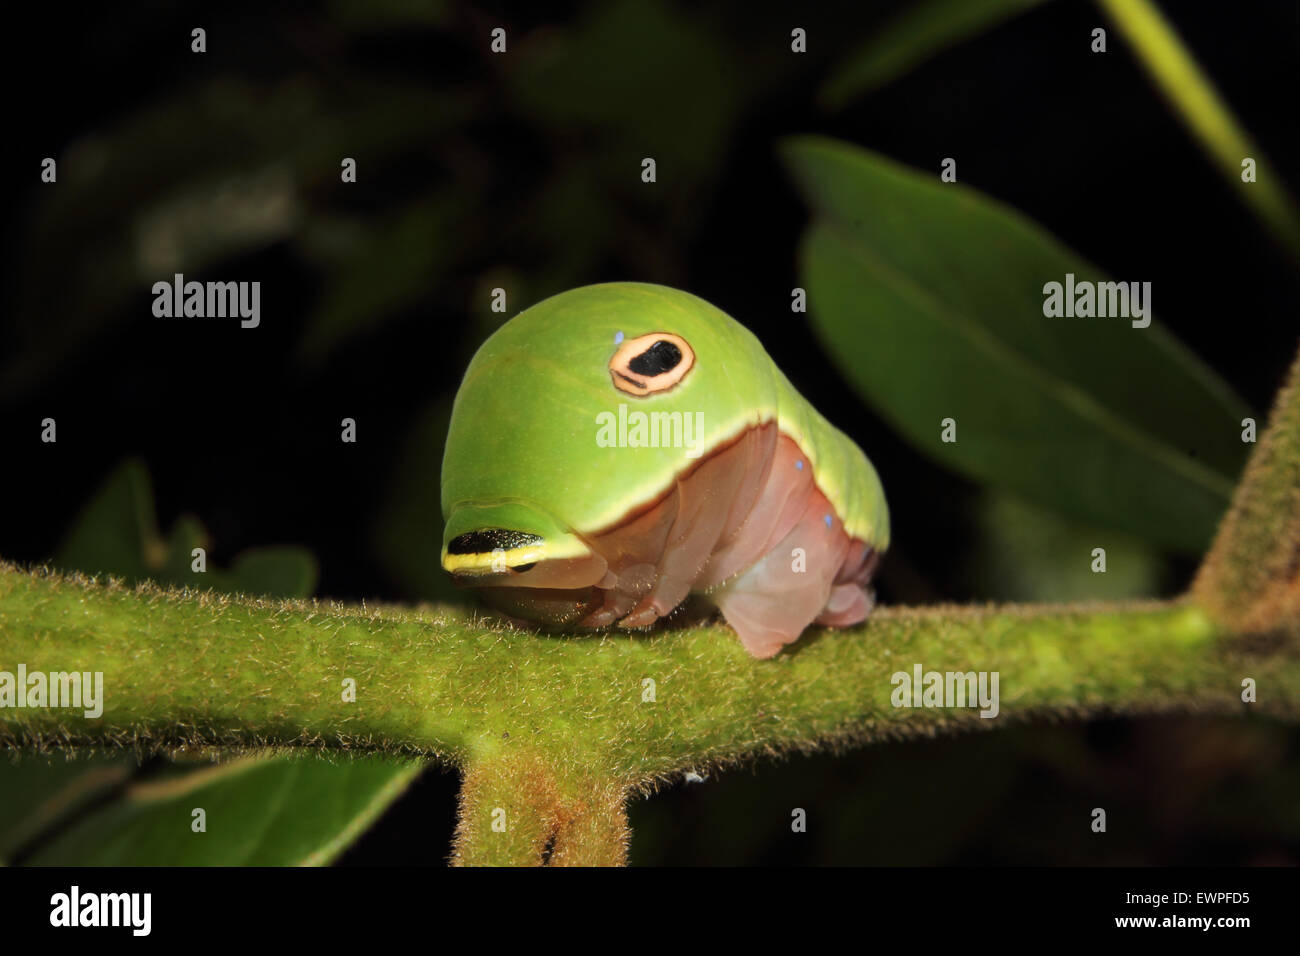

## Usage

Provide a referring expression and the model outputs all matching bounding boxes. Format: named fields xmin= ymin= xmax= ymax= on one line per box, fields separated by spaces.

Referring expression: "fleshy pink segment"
xmin=573 ymin=424 xmax=880 ymax=657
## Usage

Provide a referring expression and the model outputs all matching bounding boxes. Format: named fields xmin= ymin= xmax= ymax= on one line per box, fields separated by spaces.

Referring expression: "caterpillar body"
xmin=441 ymin=282 xmax=888 ymax=658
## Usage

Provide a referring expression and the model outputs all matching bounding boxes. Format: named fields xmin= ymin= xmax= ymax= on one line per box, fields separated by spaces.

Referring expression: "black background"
xmin=1 ymin=1 xmax=1298 ymax=866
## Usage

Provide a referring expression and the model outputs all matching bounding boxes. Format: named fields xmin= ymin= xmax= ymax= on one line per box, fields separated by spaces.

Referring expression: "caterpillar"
xmin=440 ymin=282 xmax=889 ymax=658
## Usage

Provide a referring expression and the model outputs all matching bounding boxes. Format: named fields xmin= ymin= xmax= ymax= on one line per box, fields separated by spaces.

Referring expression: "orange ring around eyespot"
xmin=608 ymin=332 xmax=695 ymax=396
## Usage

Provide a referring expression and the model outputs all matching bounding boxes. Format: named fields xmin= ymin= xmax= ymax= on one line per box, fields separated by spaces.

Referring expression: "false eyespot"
xmin=609 ymin=331 xmax=695 ymax=397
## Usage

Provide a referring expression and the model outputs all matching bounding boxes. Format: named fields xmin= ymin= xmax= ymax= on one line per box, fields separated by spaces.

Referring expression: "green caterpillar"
xmin=441 ymin=282 xmax=889 ymax=658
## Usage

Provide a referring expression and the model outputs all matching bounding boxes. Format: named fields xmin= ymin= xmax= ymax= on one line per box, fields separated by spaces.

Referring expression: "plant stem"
xmin=1194 ymin=344 xmax=1300 ymax=634
xmin=2 ymin=568 xmax=1291 ymax=775
xmin=451 ymin=754 xmax=629 ymax=866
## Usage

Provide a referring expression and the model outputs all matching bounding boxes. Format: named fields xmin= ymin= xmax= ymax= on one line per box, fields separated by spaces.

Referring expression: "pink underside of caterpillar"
xmin=483 ymin=422 xmax=881 ymax=659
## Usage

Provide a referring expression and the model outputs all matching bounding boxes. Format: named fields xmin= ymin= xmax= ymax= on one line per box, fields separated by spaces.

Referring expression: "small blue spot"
xmin=795 ymin=460 xmax=804 ymax=471
xmin=823 ymin=514 xmax=833 ymax=528
xmin=614 ymin=330 xmax=625 ymax=345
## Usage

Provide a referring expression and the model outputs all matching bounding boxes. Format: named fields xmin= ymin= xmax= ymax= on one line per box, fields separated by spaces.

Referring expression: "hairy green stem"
xmin=1 ymin=567 xmax=1291 ymax=776
xmin=451 ymin=754 xmax=629 ymax=866
xmin=1195 ymin=343 xmax=1300 ymax=634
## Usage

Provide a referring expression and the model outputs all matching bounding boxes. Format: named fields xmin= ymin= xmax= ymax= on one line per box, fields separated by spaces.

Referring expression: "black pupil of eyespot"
xmin=628 ymin=340 xmax=682 ymax=376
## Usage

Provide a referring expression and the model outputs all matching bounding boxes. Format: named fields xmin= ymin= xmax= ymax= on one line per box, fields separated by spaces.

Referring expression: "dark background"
xmin=1 ymin=0 xmax=1297 ymax=864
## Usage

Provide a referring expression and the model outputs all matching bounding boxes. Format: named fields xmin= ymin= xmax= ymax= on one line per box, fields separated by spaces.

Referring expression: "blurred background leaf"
xmin=1 ymin=458 xmax=418 ymax=866
xmin=2 ymin=77 xmax=479 ymax=394
xmin=818 ymin=0 xmax=1300 ymax=263
xmin=54 ymin=457 xmax=319 ymax=597
xmin=820 ymin=0 xmax=1050 ymax=108
xmin=506 ymin=0 xmax=739 ymax=184
xmin=965 ymin=490 xmax=1166 ymax=601
xmin=24 ymin=754 xmax=424 ymax=866
xmin=783 ymin=135 xmax=1251 ymax=554
xmin=0 ymin=756 xmax=131 ymax=865
xmin=1098 ymin=0 xmax=1300 ymax=262
xmin=297 ymin=191 xmax=474 ymax=363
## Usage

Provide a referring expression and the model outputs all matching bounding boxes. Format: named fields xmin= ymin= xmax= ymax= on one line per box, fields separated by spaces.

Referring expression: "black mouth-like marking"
xmin=628 ymin=339 xmax=682 ymax=376
xmin=447 ymin=529 xmax=544 ymax=555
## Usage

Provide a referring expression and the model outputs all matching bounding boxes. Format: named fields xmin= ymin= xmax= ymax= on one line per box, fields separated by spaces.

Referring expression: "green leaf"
xmin=157 ymin=514 xmax=210 ymax=582
xmin=966 ymin=490 xmax=1167 ymax=601
xmin=52 ymin=458 xmax=318 ymax=598
xmin=296 ymin=192 xmax=471 ymax=364
xmin=53 ymin=459 xmax=157 ymax=583
xmin=1097 ymin=0 xmax=1300 ymax=262
xmin=26 ymin=755 xmax=425 ymax=866
xmin=782 ymin=136 xmax=1250 ymax=553
xmin=224 ymin=548 xmax=319 ymax=599
xmin=507 ymin=0 xmax=738 ymax=182
xmin=820 ymin=0 xmax=1050 ymax=109
xmin=0 ymin=757 xmax=133 ymax=864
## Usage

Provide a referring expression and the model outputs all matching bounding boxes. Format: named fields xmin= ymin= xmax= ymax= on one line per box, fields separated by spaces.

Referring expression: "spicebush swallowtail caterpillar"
xmin=441 ymin=282 xmax=889 ymax=658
